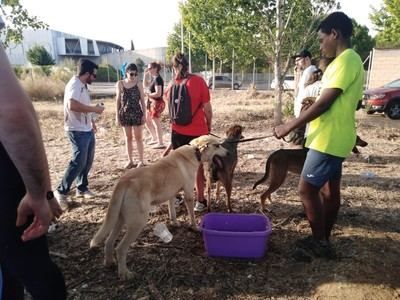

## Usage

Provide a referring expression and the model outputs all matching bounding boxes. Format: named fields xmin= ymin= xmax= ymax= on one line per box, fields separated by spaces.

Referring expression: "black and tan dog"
xmin=205 ymin=125 xmax=243 ymax=212
xmin=253 ymin=136 xmax=368 ymax=211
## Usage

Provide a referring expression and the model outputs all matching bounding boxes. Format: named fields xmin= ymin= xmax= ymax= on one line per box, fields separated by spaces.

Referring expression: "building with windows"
xmin=6 ymin=29 xmax=123 ymax=66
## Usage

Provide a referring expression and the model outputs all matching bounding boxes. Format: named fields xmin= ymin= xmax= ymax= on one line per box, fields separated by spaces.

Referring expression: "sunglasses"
xmin=129 ymin=72 xmax=138 ymax=77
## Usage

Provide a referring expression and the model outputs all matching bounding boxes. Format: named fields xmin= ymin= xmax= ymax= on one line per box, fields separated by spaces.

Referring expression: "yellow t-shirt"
xmin=305 ymin=49 xmax=364 ymax=158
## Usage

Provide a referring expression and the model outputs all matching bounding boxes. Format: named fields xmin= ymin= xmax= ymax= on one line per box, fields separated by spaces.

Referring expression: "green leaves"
xmin=26 ymin=45 xmax=55 ymax=66
xmin=370 ymin=0 xmax=400 ymax=48
xmin=0 ymin=0 xmax=47 ymax=48
xmin=352 ymin=19 xmax=375 ymax=62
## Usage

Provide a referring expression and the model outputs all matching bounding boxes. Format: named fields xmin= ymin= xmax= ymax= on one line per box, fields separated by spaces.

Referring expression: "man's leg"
xmin=320 ymin=178 xmax=341 ymax=240
xmin=2 ymin=267 xmax=24 ymax=300
xmin=1 ymin=190 xmax=66 ymax=300
xmin=76 ymin=131 xmax=95 ymax=192
xmin=57 ymin=131 xmax=89 ymax=194
xmin=2 ymin=234 xmax=66 ymax=300
xmin=298 ymin=177 xmax=325 ymax=240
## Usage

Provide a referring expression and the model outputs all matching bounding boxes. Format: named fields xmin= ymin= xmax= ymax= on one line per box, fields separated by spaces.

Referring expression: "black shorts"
xmin=171 ymin=131 xmax=200 ymax=150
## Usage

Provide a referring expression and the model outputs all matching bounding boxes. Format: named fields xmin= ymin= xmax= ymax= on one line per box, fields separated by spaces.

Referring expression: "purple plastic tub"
xmin=201 ymin=213 xmax=272 ymax=258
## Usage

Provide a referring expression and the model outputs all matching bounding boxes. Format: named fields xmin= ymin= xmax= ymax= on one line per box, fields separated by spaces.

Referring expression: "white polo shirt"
xmin=63 ymin=76 xmax=92 ymax=132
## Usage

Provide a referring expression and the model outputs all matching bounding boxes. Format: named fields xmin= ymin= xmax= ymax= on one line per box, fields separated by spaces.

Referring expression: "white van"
xmin=270 ymin=75 xmax=295 ymax=90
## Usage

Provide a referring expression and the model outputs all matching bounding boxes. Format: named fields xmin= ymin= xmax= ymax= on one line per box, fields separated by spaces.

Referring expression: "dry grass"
xmin=34 ymin=90 xmax=400 ymax=300
xmin=21 ymin=76 xmax=65 ymax=101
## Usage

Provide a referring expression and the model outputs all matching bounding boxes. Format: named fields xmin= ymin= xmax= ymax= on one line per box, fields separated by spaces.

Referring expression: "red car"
xmin=362 ymin=78 xmax=400 ymax=119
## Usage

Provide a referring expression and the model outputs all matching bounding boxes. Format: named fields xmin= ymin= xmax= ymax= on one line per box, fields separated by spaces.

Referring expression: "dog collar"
xmin=195 ymin=147 xmax=201 ymax=162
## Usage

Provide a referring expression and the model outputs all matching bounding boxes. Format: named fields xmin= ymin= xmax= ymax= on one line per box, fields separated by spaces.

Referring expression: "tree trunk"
xmin=212 ymin=50 xmax=216 ymax=90
xmin=274 ymin=0 xmax=283 ymax=125
xmin=231 ymin=49 xmax=235 ymax=89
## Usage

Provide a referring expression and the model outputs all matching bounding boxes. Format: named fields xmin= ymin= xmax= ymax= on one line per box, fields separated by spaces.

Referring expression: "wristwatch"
xmin=46 ymin=191 xmax=54 ymax=201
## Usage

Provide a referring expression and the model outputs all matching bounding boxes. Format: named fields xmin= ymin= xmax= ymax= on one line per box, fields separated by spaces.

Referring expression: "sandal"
xmin=124 ymin=161 xmax=134 ymax=169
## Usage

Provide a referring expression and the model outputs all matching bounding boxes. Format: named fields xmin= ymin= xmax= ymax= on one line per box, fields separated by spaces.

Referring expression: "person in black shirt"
xmin=143 ymin=61 xmax=166 ymax=149
xmin=0 ymin=43 xmax=66 ymax=299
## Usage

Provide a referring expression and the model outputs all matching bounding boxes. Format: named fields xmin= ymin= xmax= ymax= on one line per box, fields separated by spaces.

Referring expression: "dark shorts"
xmin=301 ymin=149 xmax=344 ymax=188
xmin=171 ymin=131 xmax=199 ymax=150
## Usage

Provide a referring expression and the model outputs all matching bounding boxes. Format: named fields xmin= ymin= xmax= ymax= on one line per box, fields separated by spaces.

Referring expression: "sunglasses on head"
xmin=129 ymin=72 xmax=138 ymax=77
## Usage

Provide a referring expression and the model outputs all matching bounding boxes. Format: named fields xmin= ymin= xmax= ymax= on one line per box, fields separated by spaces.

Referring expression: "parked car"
xmin=270 ymin=75 xmax=295 ymax=90
xmin=207 ymin=75 xmax=242 ymax=90
xmin=362 ymin=78 xmax=400 ymax=119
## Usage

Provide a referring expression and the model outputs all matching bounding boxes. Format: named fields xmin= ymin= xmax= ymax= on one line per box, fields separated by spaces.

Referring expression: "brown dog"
xmin=90 ymin=135 xmax=228 ymax=280
xmin=205 ymin=125 xmax=243 ymax=212
xmin=253 ymin=135 xmax=368 ymax=211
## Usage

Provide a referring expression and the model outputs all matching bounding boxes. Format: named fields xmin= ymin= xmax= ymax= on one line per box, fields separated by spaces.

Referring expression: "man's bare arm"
xmin=274 ymin=88 xmax=342 ymax=138
xmin=0 ymin=44 xmax=51 ymax=198
xmin=68 ymin=99 xmax=104 ymax=114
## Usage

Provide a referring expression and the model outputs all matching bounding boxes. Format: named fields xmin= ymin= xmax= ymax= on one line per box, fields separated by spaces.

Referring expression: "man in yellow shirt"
xmin=274 ymin=12 xmax=364 ymax=261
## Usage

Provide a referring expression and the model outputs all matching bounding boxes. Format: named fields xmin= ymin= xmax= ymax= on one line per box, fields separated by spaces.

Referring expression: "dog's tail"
xmin=89 ymin=182 xmax=127 ymax=248
xmin=252 ymin=154 xmax=273 ymax=189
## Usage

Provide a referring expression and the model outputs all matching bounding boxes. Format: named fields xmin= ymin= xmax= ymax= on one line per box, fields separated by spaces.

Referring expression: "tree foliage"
xmin=351 ymin=19 xmax=375 ymax=62
xmin=0 ymin=0 xmax=47 ymax=48
xmin=370 ymin=0 xmax=400 ymax=48
xmin=166 ymin=22 xmax=211 ymax=73
xmin=135 ymin=57 xmax=145 ymax=72
xmin=26 ymin=45 xmax=55 ymax=66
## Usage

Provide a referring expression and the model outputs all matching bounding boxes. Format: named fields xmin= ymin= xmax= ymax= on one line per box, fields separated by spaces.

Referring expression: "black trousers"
xmin=0 ymin=189 xmax=66 ymax=300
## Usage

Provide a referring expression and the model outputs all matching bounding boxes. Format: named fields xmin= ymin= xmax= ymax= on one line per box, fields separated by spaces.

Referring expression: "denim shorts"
xmin=301 ymin=149 xmax=344 ymax=188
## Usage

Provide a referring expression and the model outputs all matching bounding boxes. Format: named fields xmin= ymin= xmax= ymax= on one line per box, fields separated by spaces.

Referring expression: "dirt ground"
xmin=34 ymin=89 xmax=400 ymax=300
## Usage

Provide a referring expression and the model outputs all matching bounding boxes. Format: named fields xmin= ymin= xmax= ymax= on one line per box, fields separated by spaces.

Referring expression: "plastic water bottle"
xmin=153 ymin=223 xmax=173 ymax=243
xmin=91 ymin=103 xmax=104 ymax=121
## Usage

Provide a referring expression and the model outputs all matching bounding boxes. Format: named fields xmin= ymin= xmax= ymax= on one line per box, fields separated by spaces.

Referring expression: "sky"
xmin=20 ymin=0 xmax=383 ymax=50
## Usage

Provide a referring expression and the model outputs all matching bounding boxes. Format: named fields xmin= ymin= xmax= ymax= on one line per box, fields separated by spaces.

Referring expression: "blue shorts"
xmin=301 ymin=149 xmax=344 ymax=188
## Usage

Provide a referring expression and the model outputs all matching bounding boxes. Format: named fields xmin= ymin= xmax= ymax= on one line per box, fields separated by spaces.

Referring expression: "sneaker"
xmin=194 ymin=200 xmax=207 ymax=212
xmin=54 ymin=190 xmax=70 ymax=210
xmin=124 ymin=161 xmax=134 ymax=169
xmin=174 ymin=195 xmax=184 ymax=207
xmin=292 ymin=236 xmax=336 ymax=261
xmin=136 ymin=161 xmax=146 ymax=168
xmin=76 ymin=189 xmax=96 ymax=199
xmin=151 ymin=144 xmax=167 ymax=150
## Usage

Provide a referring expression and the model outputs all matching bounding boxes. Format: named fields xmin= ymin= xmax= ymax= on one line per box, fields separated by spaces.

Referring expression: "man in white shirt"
xmin=293 ymin=49 xmax=318 ymax=117
xmin=54 ymin=59 xmax=105 ymax=209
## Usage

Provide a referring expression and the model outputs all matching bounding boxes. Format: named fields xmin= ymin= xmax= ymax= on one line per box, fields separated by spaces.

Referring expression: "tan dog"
xmin=90 ymin=135 xmax=228 ymax=280
xmin=253 ymin=136 xmax=368 ymax=211
xmin=205 ymin=125 xmax=243 ymax=212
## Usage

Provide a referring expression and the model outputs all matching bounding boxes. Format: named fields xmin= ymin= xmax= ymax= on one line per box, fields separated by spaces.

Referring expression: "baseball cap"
xmin=292 ymin=49 xmax=312 ymax=59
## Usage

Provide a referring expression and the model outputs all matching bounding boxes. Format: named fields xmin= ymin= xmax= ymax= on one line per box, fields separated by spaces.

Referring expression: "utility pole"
xmin=180 ymin=1 xmax=184 ymax=53
xmin=188 ymin=32 xmax=192 ymax=73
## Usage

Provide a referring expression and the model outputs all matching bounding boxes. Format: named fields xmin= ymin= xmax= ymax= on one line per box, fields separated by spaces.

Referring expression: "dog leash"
xmin=209 ymin=131 xmax=276 ymax=144
xmin=226 ymin=134 xmax=275 ymax=144
xmin=209 ymin=132 xmax=221 ymax=139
